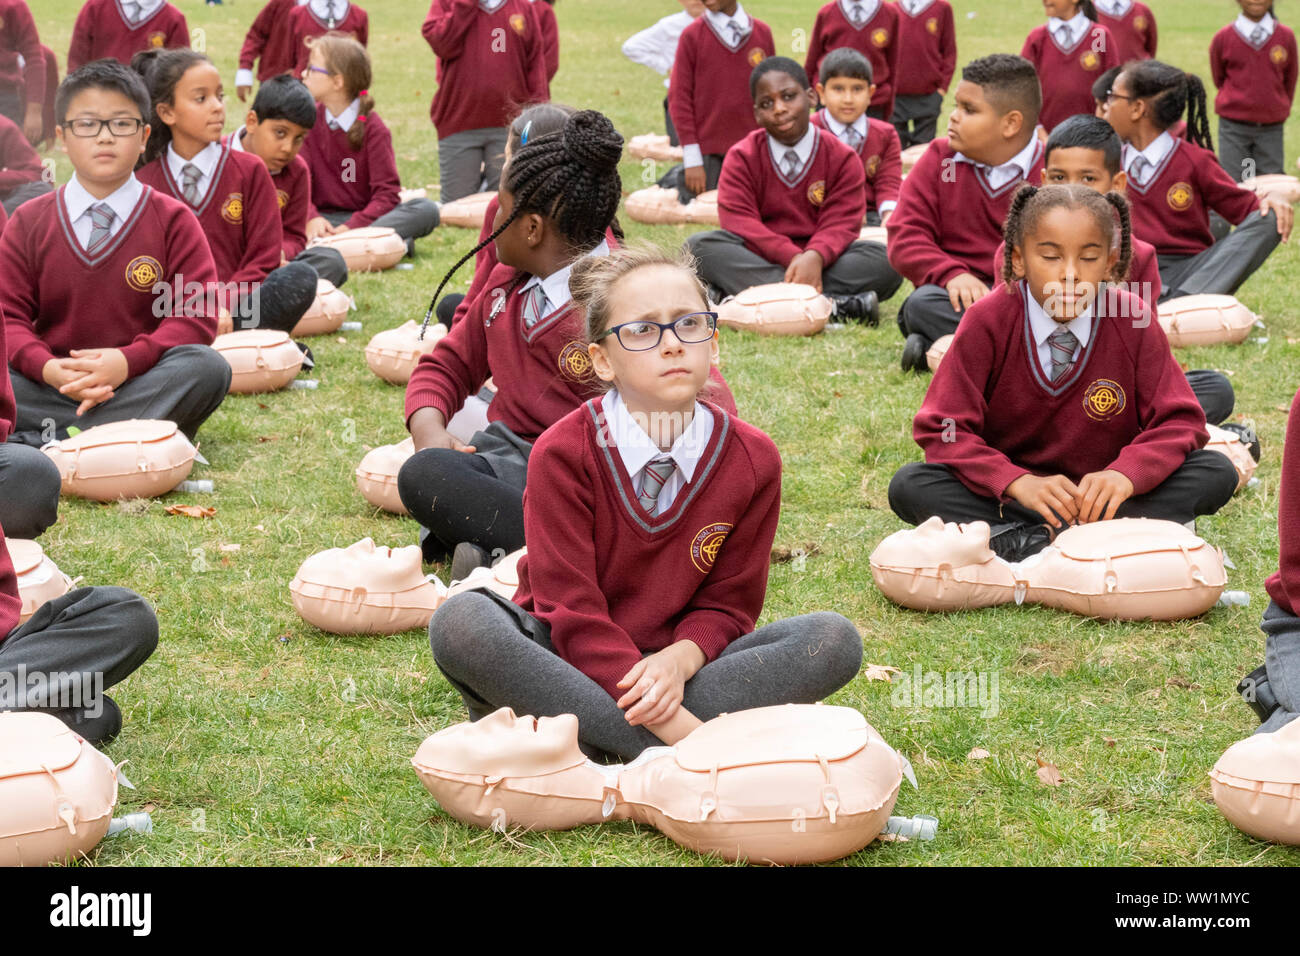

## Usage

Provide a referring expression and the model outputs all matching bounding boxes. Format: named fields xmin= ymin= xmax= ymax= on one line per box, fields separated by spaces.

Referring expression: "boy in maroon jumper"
xmin=889 ymin=185 xmax=1238 ymax=563
xmin=811 ymin=47 xmax=902 ymax=227
xmin=2 ymin=60 xmax=229 ymax=448
xmin=235 ymin=0 xmax=307 ymax=102
xmin=804 ymin=0 xmax=899 ymax=121
xmin=286 ymin=0 xmax=368 ymax=76
xmin=688 ymin=56 xmax=896 ymax=317
xmin=1020 ymin=1 xmax=1118 ymax=134
xmin=890 ymin=53 xmax=1044 ymax=372
xmin=422 ymin=0 xmax=549 ymax=203
xmin=666 ymin=0 xmax=774 ymax=203
xmin=1094 ymin=0 xmax=1157 ymax=63
xmin=1210 ymin=0 xmax=1297 ymax=181
xmin=67 ymin=0 xmax=189 ymax=73
xmin=892 ymin=0 xmax=956 ymax=149
xmin=0 ymin=0 xmax=43 ymax=140
xmin=0 ymin=111 xmax=50 ymax=214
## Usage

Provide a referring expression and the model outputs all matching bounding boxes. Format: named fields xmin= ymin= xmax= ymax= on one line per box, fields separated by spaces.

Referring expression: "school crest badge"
xmin=557 ymin=341 xmax=594 ymax=382
xmin=1134 ymin=15 xmax=1148 ymax=31
xmin=148 ymin=32 xmax=166 ymax=48
xmin=510 ymin=13 xmax=526 ymax=34
xmin=1166 ymin=181 xmax=1193 ymax=211
xmin=221 ymin=193 xmax=244 ymax=225
xmin=277 ymin=189 xmax=289 ymax=211
xmin=871 ymin=29 xmax=889 ymax=47
xmin=1272 ymin=45 xmax=1289 ymax=65
xmin=1082 ymin=379 xmax=1126 ymax=422
xmin=124 ymin=255 xmax=162 ymax=293
xmin=926 ymin=17 xmax=939 ymax=35
xmin=865 ymin=154 xmax=881 ymax=177
xmin=748 ymin=47 xmax=765 ymax=67
xmin=690 ymin=522 xmax=732 ymax=573
xmin=806 ymin=180 xmax=826 ymax=205
xmin=1080 ymin=50 xmax=1100 ymax=71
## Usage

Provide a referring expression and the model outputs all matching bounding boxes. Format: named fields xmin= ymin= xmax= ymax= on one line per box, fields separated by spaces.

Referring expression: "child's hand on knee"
xmin=409 ymin=407 xmax=476 ymax=453
xmin=945 ymin=272 xmax=990 ymax=312
xmin=1005 ymin=473 xmax=1081 ymax=529
xmin=1259 ymin=195 xmax=1294 ymax=242
xmin=1075 ymin=469 xmax=1134 ymax=523
xmin=784 ymin=250 xmax=824 ymax=291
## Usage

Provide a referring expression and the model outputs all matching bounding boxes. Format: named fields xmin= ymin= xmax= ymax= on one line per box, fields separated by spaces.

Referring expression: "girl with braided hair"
xmin=1102 ymin=58 xmax=1291 ymax=300
xmin=888 ymin=183 xmax=1238 ymax=564
xmin=399 ymin=109 xmax=736 ymax=576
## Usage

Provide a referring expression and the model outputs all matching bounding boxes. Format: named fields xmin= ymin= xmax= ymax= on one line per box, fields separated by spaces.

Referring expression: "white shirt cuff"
xmin=682 ymin=144 xmax=704 ymax=168
xmin=235 ymin=69 xmax=254 ymax=88
xmin=879 ymin=201 xmax=897 ymax=215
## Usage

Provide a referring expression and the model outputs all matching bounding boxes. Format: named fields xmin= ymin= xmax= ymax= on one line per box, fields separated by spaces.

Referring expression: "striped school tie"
xmin=783 ymin=148 xmax=801 ymax=178
xmin=841 ymin=125 xmax=864 ymax=151
xmin=727 ymin=19 xmax=743 ymax=45
xmin=522 ymin=284 xmax=549 ymax=327
xmin=1048 ymin=326 xmax=1079 ymax=382
xmin=1056 ymin=25 xmax=1072 ymax=47
xmin=326 ymin=0 xmax=339 ymax=26
xmin=1128 ymin=154 xmax=1150 ymax=185
xmin=181 ymin=163 xmax=202 ymax=206
xmin=851 ymin=3 xmax=866 ymax=26
xmin=638 ymin=456 xmax=678 ymax=515
xmin=124 ymin=1 xmax=141 ymax=23
xmin=1251 ymin=25 xmax=1267 ymax=45
xmin=87 ymin=203 xmax=115 ymax=254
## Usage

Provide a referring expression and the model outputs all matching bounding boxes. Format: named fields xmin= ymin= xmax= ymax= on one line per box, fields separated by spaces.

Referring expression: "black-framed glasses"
xmin=1105 ymin=89 xmax=1136 ymax=104
xmin=594 ymin=312 xmax=718 ymax=351
xmin=63 ymin=117 xmax=145 ymax=137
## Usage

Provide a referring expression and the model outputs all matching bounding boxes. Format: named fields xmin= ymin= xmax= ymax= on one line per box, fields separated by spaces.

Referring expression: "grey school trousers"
xmin=687 ymin=229 xmax=904 ymax=300
xmin=0 ymin=442 xmax=60 ymax=539
xmin=1256 ymin=600 xmax=1300 ymax=734
xmin=891 ymin=92 xmax=943 ymax=149
xmin=7 ymin=344 xmax=231 ymax=446
xmin=429 ymin=590 xmax=864 ymax=760
xmin=0 ymin=586 xmax=158 ymax=746
xmin=292 ymin=244 xmax=349 ymax=287
xmin=1218 ymin=117 xmax=1286 ymax=182
xmin=1157 ymin=208 xmax=1281 ymax=301
xmin=319 ymin=200 xmax=441 ymax=252
xmin=436 ymin=126 xmax=509 ymax=203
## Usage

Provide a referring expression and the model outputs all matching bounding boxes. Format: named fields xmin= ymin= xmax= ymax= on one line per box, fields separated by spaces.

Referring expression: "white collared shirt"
xmin=1027 ymin=290 xmax=1092 ymax=378
xmin=64 ymin=174 xmax=143 ymax=251
xmin=518 ymin=238 xmax=611 ymax=316
xmin=955 ymin=135 xmax=1039 ymax=191
xmin=839 ymin=0 xmax=880 ymax=25
xmin=235 ymin=0 xmax=308 ymax=88
xmin=821 ymin=114 xmax=897 ymax=213
xmin=308 ymin=0 xmax=350 ymax=22
xmin=622 ymin=11 xmax=695 ymax=81
xmin=1047 ymin=11 xmax=1090 ymax=48
xmin=166 ymin=141 xmax=222 ymax=205
xmin=1235 ymin=11 xmax=1276 ymax=44
xmin=480 ymin=0 xmax=507 ymax=11
xmin=325 ymin=98 xmax=361 ymax=133
xmin=1122 ymin=130 xmax=1174 ymax=186
xmin=899 ymin=0 xmax=936 ymax=16
xmin=603 ymin=388 xmax=715 ymax=516
xmin=767 ymin=124 xmax=816 ymax=175
xmin=229 ymin=127 xmax=247 ymax=152
xmin=705 ymin=4 xmax=750 ymax=47
xmin=1099 ymin=0 xmax=1132 ymax=17
xmin=122 ymin=0 xmax=164 ymax=25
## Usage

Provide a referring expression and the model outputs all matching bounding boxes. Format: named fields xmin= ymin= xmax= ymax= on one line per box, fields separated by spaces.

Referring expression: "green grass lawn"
xmin=25 ymin=0 xmax=1300 ymax=865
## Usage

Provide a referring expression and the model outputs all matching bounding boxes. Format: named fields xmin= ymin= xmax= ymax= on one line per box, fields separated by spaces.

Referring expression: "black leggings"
xmin=396 ymin=448 xmax=526 ymax=562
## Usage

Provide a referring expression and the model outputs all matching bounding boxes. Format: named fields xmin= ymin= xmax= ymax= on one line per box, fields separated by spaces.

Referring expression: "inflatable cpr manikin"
xmin=627 ymin=133 xmax=684 ymax=162
xmin=412 ymin=703 xmax=905 ymax=865
xmin=858 ymin=224 xmax=888 ymax=244
xmin=43 ymin=419 xmax=196 ymax=502
xmin=399 ymin=186 xmax=427 ymax=203
xmin=900 ymin=143 xmax=926 ymax=173
xmin=1210 ymin=718 xmax=1300 ymax=845
xmin=438 ymin=191 xmax=496 ymax=229
xmin=1156 ymin=294 xmax=1258 ymax=347
xmin=623 ymin=186 xmax=720 ymax=225
xmin=365 ymin=320 xmax=448 ymax=385
xmin=289 ymin=538 xmax=446 ymax=634
xmin=445 ymin=547 xmax=524 ymax=600
xmin=307 ymin=226 xmax=406 ymax=272
xmin=355 ymin=437 xmax=415 ymax=515
xmin=0 ymin=712 xmax=118 ymax=866
xmin=716 ymin=283 xmax=832 ymax=336
xmin=870 ymin=516 xmax=1226 ymax=620
xmin=212 ymin=329 xmax=304 ymax=394
xmin=10 ymin=539 xmax=74 ymax=625
xmin=1205 ymin=423 xmax=1258 ymax=492
xmin=926 ymin=334 xmax=954 ymax=372
xmin=1248 ymin=173 xmax=1300 ymax=204
xmin=292 ymin=279 xmax=351 ymax=337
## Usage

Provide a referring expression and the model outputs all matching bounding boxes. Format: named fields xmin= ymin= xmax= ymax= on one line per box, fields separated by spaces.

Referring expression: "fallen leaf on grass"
xmin=257 ymin=665 xmax=271 ymax=681
xmin=164 ymin=504 xmax=215 ymax=519
xmin=863 ymin=663 xmax=902 ymax=682
xmin=141 ymin=803 xmax=157 ymax=813
xmin=968 ymin=747 xmax=991 ymax=760
xmin=116 ymin=498 xmax=152 ymax=516
xmin=257 ymin=402 xmax=269 ymax=410
xmin=257 ymin=435 xmax=280 ymax=443
xmin=1035 ymin=753 xmax=1063 ymax=787
xmin=1103 ymin=737 xmax=1117 ymax=748
xmin=1165 ymin=676 xmax=1201 ymax=690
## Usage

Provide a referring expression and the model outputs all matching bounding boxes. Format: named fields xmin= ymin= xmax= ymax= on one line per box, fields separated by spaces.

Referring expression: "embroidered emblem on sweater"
xmin=510 ymin=13 xmax=526 ymax=34
xmin=557 ymin=341 xmax=594 ymax=381
xmin=1166 ymin=181 xmax=1193 ymax=211
xmin=690 ymin=522 xmax=732 ymax=573
xmin=148 ymin=31 xmax=166 ymax=48
xmin=1272 ymin=45 xmax=1289 ymax=65
xmin=748 ymin=47 xmax=765 ymax=67
xmin=1082 ymin=379 xmax=1126 ymax=421
xmin=807 ymin=180 xmax=826 ymax=205
xmin=125 ymin=255 xmax=162 ymax=293
xmin=277 ymin=189 xmax=289 ymax=210
xmin=865 ymin=154 xmax=880 ymax=176
xmin=1134 ymin=15 xmax=1148 ymax=31
xmin=221 ymin=193 xmax=244 ymax=224
xmin=1080 ymin=49 xmax=1101 ymax=70
xmin=872 ymin=28 xmax=889 ymax=47
xmin=926 ymin=17 xmax=938 ymax=34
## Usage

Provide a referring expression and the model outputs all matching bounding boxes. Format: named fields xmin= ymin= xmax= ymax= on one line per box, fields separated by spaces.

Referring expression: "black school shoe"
xmin=988 ymin=522 xmax=1054 ymax=564
xmin=1218 ymin=422 xmax=1262 ymax=463
xmin=901 ymin=333 xmax=930 ymax=373
xmin=451 ymin=541 xmax=491 ymax=582
xmin=831 ymin=291 xmax=879 ymax=326
xmin=1237 ymin=664 xmax=1280 ymax=723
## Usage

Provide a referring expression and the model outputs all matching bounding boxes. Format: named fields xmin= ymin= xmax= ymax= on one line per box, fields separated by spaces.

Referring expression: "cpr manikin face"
xmin=309 ymin=225 xmax=406 ymax=272
xmin=1211 ymin=717 xmax=1300 ymax=845
xmin=419 ymin=709 xmax=585 ymax=778
xmin=870 ymin=517 xmax=1017 ymax=612
xmin=289 ymin=537 xmax=446 ymax=634
xmin=623 ymin=186 xmax=719 ymax=226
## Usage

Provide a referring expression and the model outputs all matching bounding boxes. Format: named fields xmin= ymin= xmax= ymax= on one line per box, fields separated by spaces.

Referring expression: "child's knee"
xmin=428 ymin=591 xmax=496 ymax=671
xmin=887 ymin=462 xmax=927 ymax=520
xmin=176 ymin=344 xmax=234 ymax=397
xmin=96 ymin=586 xmax=159 ymax=660
xmin=809 ymin=612 xmax=863 ymax=683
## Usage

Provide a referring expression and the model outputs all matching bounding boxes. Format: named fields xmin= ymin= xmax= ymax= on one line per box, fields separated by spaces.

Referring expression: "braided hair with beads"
xmin=999 ymin=183 xmax=1133 ymax=289
xmin=418 ymin=110 xmax=624 ymax=339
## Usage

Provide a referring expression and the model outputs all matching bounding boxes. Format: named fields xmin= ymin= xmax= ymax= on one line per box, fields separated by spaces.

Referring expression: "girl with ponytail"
xmin=299 ymin=33 xmax=438 ymax=251
xmin=1103 ymin=58 xmax=1292 ymax=299
xmin=1021 ymin=0 xmax=1119 ymax=132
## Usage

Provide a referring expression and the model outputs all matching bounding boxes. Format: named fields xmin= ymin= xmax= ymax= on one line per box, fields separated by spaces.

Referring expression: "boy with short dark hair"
xmin=892 ymin=0 xmax=956 ymax=147
xmin=227 ymin=74 xmax=347 ymax=287
xmin=1 ymin=60 xmax=229 ymax=448
xmin=687 ymin=56 xmax=897 ymax=319
xmin=67 ymin=0 xmax=190 ymax=72
xmin=888 ymin=53 xmax=1044 ymax=371
xmin=804 ymin=0 xmax=899 ymax=121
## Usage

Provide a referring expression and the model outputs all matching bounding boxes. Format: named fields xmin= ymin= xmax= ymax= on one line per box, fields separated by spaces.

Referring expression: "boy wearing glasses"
xmin=0 ymin=60 xmax=229 ymax=450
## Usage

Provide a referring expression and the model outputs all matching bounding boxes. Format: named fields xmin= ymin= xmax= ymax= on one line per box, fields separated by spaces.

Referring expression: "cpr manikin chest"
xmin=859 ymin=225 xmax=887 ymax=244
xmin=438 ymin=191 xmax=495 ymax=229
xmin=292 ymin=279 xmax=351 ymax=337
xmin=627 ymin=134 xmax=684 ymax=162
xmin=355 ymin=437 xmax=415 ymax=515
xmin=1210 ymin=717 xmax=1300 ymax=845
xmin=308 ymin=226 xmax=406 ymax=272
xmin=1248 ymin=173 xmax=1300 ymax=204
xmin=43 ymin=419 xmax=196 ymax=501
xmin=366 ymin=320 xmax=448 ymax=385
xmin=0 ymin=712 xmax=118 ymax=866
xmin=1205 ymin=423 xmax=1258 ymax=492
xmin=716 ymin=283 xmax=832 ymax=336
xmin=412 ymin=704 xmax=905 ymax=865
xmin=10 ymin=539 xmax=74 ymax=625
xmin=445 ymin=547 xmax=524 ymax=600
xmin=624 ymin=186 xmax=720 ymax=225
xmin=1156 ymin=294 xmax=1258 ymax=347
xmin=290 ymin=537 xmax=446 ymax=634
xmin=870 ymin=516 xmax=1226 ymax=620
xmin=926 ymin=333 xmax=954 ymax=371
xmin=213 ymin=329 xmax=304 ymax=394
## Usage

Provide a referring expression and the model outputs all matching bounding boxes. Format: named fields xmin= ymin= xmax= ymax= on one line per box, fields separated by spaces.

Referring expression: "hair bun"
xmin=561 ymin=110 xmax=624 ymax=173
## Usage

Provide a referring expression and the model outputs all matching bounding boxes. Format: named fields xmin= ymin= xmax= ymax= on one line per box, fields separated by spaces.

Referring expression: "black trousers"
xmin=231 ymin=261 xmax=319 ymax=333
xmin=891 ymin=92 xmax=943 ymax=149
xmin=687 ymin=229 xmax=903 ymax=300
xmin=1157 ymin=209 xmax=1281 ymax=301
xmin=658 ymin=154 xmax=724 ymax=204
xmin=396 ymin=447 xmax=527 ymax=562
xmin=888 ymin=450 xmax=1240 ymax=530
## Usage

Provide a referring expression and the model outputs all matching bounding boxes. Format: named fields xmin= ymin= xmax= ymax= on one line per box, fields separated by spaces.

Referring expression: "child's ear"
xmin=245 ymin=110 xmax=259 ymax=130
xmin=709 ymin=329 xmax=720 ymax=368
xmin=814 ymin=81 xmax=826 ymax=105
xmin=588 ymin=341 xmax=616 ymax=383
xmin=524 ymin=211 xmax=545 ymax=248
xmin=54 ymin=125 xmax=67 ymax=154
xmin=1112 ymin=169 xmax=1128 ymax=194
xmin=868 ymin=82 xmax=877 ymax=101
xmin=1000 ymin=108 xmax=1025 ymax=140
xmin=1009 ymin=244 xmax=1026 ymax=279
xmin=155 ymin=100 xmax=175 ymax=126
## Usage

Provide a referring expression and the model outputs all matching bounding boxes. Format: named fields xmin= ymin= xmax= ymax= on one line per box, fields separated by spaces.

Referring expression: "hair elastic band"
xmin=520 ymin=120 xmax=533 ymax=145
xmin=359 ymin=89 xmax=369 ymax=97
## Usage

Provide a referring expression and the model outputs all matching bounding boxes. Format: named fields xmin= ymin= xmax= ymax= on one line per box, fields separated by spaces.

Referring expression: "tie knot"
xmin=181 ymin=163 xmax=200 ymax=184
xmin=783 ymin=148 xmax=801 ymax=176
xmin=638 ymin=455 xmax=678 ymax=514
xmin=89 ymin=202 xmax=114 ymax=225
xmin=1049 ymin=325 xmax=1078 ymax=346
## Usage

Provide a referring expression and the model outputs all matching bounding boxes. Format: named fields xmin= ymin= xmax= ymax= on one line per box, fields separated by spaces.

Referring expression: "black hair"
xmin=1045 ymin=114 xmax=1122 ymax=174
xmin=1000 ymin=183 xmax=1132 ymax=287
xmin=1119 ymin=59 xmax=1212 ymax=150
xmin=961 ymin=53 xmax=1042 ymax=129
xmin=749 ymin=56 xmax=809 ymax=99
xmin=130 ymin=48 xmax=215 ymax=165
xmin=818 ymin=47 xmax=873 ymax=85
xmin=1077 ymin=0 xmax=1098 ymax=21
xmin=418 ymin=110 xmax=624 ymax=338
xmin=507 ymin=102 xmax=573 ymax=157
xmin=249 ymin=74 xmax=317 ymax=129
xmin=1091 ymin=64 xmax=1121 ymax=104
xmin=56 ymin=58 xmax=150 ymax=129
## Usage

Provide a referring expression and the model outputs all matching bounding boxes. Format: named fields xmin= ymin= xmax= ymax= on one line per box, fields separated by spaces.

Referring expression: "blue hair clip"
xmin=520 ymin=120 xmax=533 ymax=146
